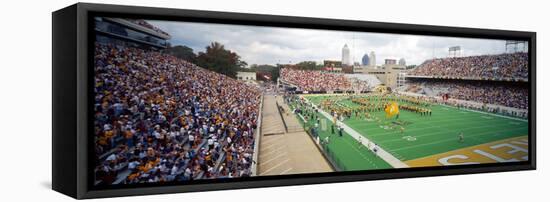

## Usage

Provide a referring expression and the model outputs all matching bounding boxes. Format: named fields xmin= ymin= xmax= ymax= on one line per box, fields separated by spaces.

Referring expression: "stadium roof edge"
xmin=104 ymin=17 xmax=171 ymax=40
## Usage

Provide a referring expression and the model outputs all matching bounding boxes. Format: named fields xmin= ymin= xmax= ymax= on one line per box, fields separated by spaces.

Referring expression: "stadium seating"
xmin=93 ymin=43 xmax=261 ymax=185
xmin=280 ymin=68 xmax=371 ymax=91
xmin=405 ymin=79 xmax=527 ymax=109
xmin=404 ymin=52 xmax=528 ymax=110
xmin=345 ymin=74 xmax=381 ymax=90
xmin=409 ymin=52 xmax=528 ymax=81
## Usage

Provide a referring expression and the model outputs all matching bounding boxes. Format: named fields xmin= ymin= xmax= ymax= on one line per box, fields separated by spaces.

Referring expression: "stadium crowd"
xmin=93 ymin=43 xmax=261 ymax=185
xmin=406 ymin=80 xmax=528 ymax=109
xmin=281 ymin=68 xmax=364 ymax=91
xmin=409 ymin=52 xmax=528 ymax=81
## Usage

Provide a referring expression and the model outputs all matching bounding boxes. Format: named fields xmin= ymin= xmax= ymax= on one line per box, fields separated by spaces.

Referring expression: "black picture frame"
xmin=52 ymin=2 xmax=536 ymax=199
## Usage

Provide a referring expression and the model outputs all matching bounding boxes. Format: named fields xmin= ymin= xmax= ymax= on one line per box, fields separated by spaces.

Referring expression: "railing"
xmin=275 ymin=101 xmax=289 ymax=133
xmin=251 ymin=94 xmax=264 ymax=176
xmin=289 ymin=102 xmax=344 ymax=172
xmin=286 ymin=125 xmax=304 ymax=133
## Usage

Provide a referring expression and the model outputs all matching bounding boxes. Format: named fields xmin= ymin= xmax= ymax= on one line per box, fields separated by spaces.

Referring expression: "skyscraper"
xmin=342 ymin=44 xmax=351 ymax=66
xmin=362 ymin=54 xmax=370 ymax=66
xmin=369 ymin=51 xmax=376 ymax=67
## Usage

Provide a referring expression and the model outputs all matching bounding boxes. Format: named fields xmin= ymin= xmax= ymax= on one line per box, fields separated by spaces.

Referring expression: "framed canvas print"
xmin=52 ymin=3 xmax=536 ymax=199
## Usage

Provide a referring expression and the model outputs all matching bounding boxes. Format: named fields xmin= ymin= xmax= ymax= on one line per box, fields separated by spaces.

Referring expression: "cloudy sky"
xmin=150 ymin=20 xmax=525 ymax=66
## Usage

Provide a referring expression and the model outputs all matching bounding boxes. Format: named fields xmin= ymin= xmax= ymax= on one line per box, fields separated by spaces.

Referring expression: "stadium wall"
xmin=397 ymin=91 xmax=528 ymax=118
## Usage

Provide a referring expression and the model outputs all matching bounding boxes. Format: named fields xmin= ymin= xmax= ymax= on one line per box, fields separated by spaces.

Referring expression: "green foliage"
xmin=166 ymin=45 xmax=196 ymax=62
xmin=295 ymin=61 xmax=319 ymax=70
xmin=250 ymin=64 xmax=280 ymax=82
xmin=195 ymin=42 xmax=247 ymax=78
xmin=260 ymin=65 xmax=279 ymax=82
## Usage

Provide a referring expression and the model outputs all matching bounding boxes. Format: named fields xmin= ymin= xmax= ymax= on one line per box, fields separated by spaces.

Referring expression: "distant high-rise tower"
xmin=361 ymin=54 xmax=370 ymax=66
xmin=399 ymin=58 xmax=406 ymax=66
xmin=369 ymin=51 xmax=376 ymax=67
xmin=342 ymin=44 xmax=351 ymax=66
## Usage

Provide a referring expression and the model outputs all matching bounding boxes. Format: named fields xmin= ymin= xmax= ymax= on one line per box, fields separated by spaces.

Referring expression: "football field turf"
xmin=291 ymin=94 xmax=528 ymax=170
xmin=291 ymin=103 xmax=392 ymax=171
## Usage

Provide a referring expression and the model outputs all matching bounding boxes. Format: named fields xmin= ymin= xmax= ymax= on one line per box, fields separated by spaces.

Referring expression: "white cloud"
xmin=150 ymin=20 xmax=522 ymax=66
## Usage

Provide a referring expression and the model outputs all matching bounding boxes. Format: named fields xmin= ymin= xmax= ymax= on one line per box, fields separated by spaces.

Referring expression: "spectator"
xmin=93 ymin=42 xmax=261 ymax=185
xmin=409 ymin=52 xmax=528 ymax=81
xmin=406 ymin=79 xmax=528 ymax=109
xmin=280 ymin=68 xmax=364 ymax=91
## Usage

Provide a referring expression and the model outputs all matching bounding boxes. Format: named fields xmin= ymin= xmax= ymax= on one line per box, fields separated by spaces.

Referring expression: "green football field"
xmin=289 ymin=94 xmax=528 ymax=171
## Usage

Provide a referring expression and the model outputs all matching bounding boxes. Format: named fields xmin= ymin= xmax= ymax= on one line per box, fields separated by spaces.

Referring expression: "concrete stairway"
xmin=276 ymin=96 xmax=304 ymax=133
xmin=261 ymin=95 xmax=286 ymax=135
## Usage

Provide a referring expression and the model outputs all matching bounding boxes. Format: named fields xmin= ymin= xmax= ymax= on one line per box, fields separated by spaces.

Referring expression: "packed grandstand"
xmin=404 ymin=79 xmax=528 ymax=109
xmin=94 ymin=43 xmax=261 ymax=185
xmin=279 ymin=52 xmax=528 ymax=112
xmin=404 ymin=52 xmax=528 ymax=112
xmin=280 ymin=68 xmax=374 ymax=92
xmin=92 ymin=17 xmax=530 ymax=185
xmin=408 ymin=52 xmax=528 ymax=81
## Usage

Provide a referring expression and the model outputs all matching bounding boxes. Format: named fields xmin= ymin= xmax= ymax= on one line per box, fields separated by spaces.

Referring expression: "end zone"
xmin=405 ymin=136 xmax=528 ymax=167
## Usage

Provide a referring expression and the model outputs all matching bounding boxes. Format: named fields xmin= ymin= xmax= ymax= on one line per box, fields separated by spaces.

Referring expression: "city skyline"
xmin=151 ymin=20 xmax=526 ymax=67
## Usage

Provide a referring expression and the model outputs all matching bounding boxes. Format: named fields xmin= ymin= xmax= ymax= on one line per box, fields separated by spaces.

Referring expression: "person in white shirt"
xmin=171 ymin=165 xmax=178 ymax=175
xmin=153 ymin=130 xmax=161 ymax=140
xmin=169 ymin=130 xmax=177 ymax=139
xmin=180 ymin=127 xmax=186 ymax=135
xmin=128 ymin=160 xmax=140 ymax=170
xmin=208 ymin=138 xmax=214 ymax=150
xmin=214 ymin=141 xmax=220 ymax=150
xmin=184 ymin=168 xmax=192 ymax=180
xmin=106 ymin=153 xmax=117 ymax=161
xmin=227 ymin=136 xmax=232 ymax=144
xmin=188 ymin=132 xmax=195 ymax=145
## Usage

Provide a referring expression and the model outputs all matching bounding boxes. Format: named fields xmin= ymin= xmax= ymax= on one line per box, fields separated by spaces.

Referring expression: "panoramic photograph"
xmin=92 ymin=17 xmax=529 ymax=186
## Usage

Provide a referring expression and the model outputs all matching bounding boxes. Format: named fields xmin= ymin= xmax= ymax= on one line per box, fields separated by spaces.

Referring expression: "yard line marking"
xmin=344 ymin=110 xmax=517 ymax=130
xmin=354 ymin=107 xmax=524 ymax=128
xmin=363 ymin=118 xmax=518 ymax=138
xmin=391 ymin=127 xmax=528 ymax=152
xmin=376 ymin=124 xmax=527 ymax=144
xmin=341 ymin=137 xmax=378 ymax=168
xmin=439 ymin=104 xmax=527 ymax=122
xmin=303 ymin=96 xmax=409 ymax=168
xmin=307 ymin=95 xmax=528 ymax=163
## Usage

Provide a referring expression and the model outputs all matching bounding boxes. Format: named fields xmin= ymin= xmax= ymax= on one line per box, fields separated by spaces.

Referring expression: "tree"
xmin=166 ymin=45 xmax=196 ymax=62
xmin=196 ymin=42 xmax=247 ymax=78
xmin=295 ymin=61 xmax=318 ymax=70
xmin=250 ymin=64 xmax=279 ymax=82
xmin=268 ymin=65 xmax=280 ymax=82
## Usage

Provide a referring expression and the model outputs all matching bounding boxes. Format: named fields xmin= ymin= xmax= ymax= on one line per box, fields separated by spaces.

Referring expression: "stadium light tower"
xmin=505 ymin=40 xmax=528 ymax=53
xmin=448 ymin=46 xmax=462 ymax=58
